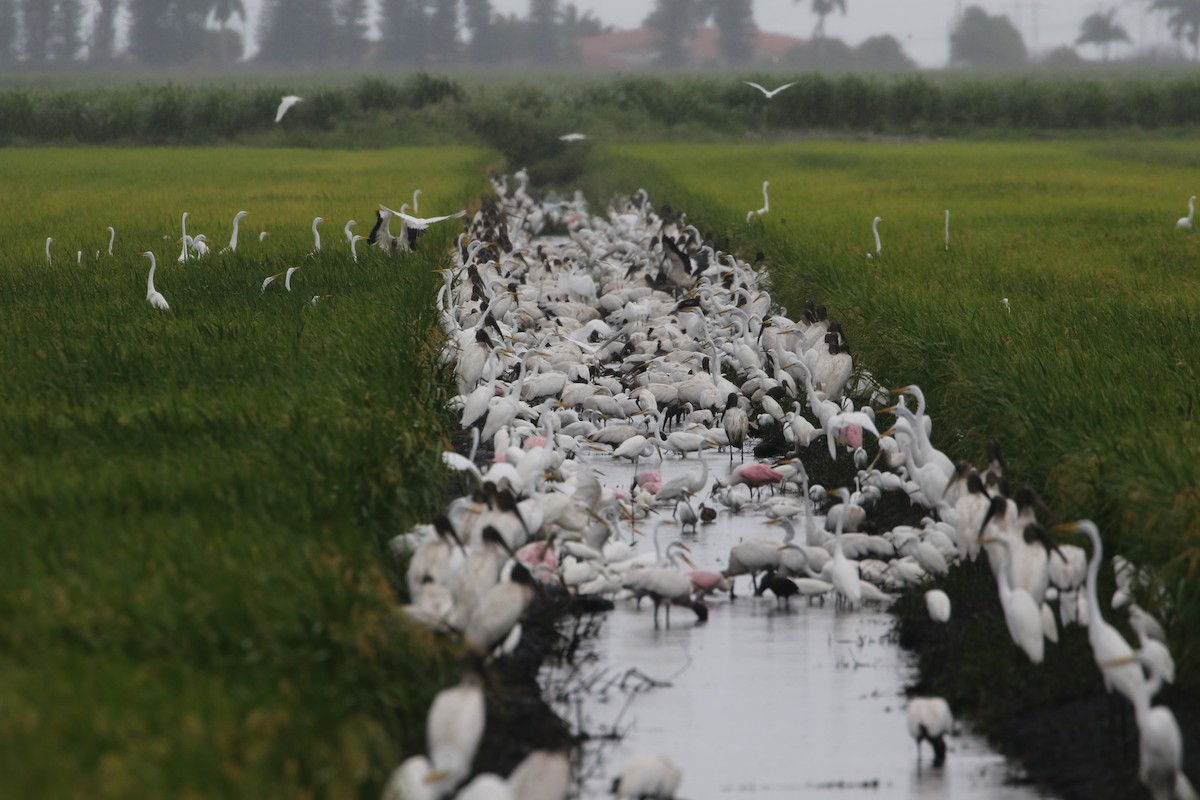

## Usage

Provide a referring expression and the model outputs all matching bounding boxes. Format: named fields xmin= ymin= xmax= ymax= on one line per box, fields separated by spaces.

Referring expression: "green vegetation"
xmin=583 ymin=139 xmax=1200 ymax=683
xmin=5 ymin=71 xmax=1200 ymax=160
xmin=0 ymin=146 xmax=492 ymax=799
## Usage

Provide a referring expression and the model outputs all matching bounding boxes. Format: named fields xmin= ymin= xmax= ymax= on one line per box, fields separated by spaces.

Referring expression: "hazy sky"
xmin=233 ymin=1 xmax=1174 ymax=68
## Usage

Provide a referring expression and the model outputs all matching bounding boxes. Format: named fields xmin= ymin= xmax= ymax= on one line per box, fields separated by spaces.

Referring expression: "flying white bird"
xmin=559 ymin=132 xmax=589 ymax=142
xmin=744 ymin=81 xmax=797 ymax=99
xmin=275 ymin=95 xmax=303 ymax=123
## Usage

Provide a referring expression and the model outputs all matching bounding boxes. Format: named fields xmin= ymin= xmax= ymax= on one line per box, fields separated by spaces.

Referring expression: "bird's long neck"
xmin=147 ymin=260 xmax=157 ymax=294
xmin=1085 ymin=526 xmax=1103 ymax=632
xmin=230 ymin=217 xmax=241 ymax=249
xmin=761 ymin=182 xmax=769 ymax=211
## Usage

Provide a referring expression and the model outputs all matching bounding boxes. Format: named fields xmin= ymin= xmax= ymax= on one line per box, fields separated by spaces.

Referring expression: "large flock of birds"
xmin=383 ymin=171 xmax=1196 ymax=800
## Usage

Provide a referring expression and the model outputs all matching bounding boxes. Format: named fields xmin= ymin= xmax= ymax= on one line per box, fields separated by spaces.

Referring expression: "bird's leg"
xmin=653 ymin=599 xmax=661 ymax=629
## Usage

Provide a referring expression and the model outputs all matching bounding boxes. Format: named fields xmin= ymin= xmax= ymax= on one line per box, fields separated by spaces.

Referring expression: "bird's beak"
xmin=889 ymin=386 xmax=911 ymax=394
xmin=1098 ymin=655 xmax=1139 ymax=669
xmin=878 ymin=405 xmax=896 ymax=414
xmin=880 ymin=426 xmax=895 ymax=437
xmin=978 ymin=535 xmax=996 ymax=544
xmin=680 ymin=553 xmax=696 ymax=568
xmin=1048 ymin=522 xmax=1075 ymax=537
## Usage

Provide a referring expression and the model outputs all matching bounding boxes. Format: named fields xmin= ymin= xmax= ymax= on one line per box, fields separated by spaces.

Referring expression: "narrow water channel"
xmin=546 ymin=449 xmax=1056 ymax=800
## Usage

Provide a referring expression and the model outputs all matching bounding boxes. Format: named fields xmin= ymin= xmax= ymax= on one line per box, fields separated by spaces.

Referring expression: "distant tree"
xmin=49 ymin=0 xmax=84 ymax=60
xmin=378 ymin=0 xmax=429 ymax=63
xmin=19 ymin=0 xmax=50 ymax=61
xmin=208 ymin=0 xmax=245 ymax=62
xmin=855 ymin=34 xmax=915 ymax=70
xmin=559 ymin=3 xmax=606 ymax=38
xmin=257 ymin=0 xmax=335 ymax=63
xmin=1041 ymin=45 xmax=1085 ymax=67
xmin=529 ymin=0 xmax=560 ymax=64
xmin=331 ymin=0 xmax=368 ymax=61
xmin=949 ymin=5 xmax=1027 ymax=68
xmin=784 ymin=36 xmax=853 ymax=69
xmin=1075 ymin=9 xmax=1129 ymax=60
xmin=0 ymin=0 xmax=15 ymax=62
xmin=128 ymin=0 xmax=207 ymax=65
xmin=645 ymin=0 xmax=706 ymax=68
xmin=1149 ymin=0 xmax=1200 ymax=60
xmin=462 ymin=0 xmax=497 ymax=62
xmin=714 ymin=0 xmax=755 ymax=66
xmin=90 ymin=0 xmax=122 ymax=61
xmin=426 ymin=0 xmax=458 ymax=62
xmin=795 ymin=0 xmax=846 ymax=39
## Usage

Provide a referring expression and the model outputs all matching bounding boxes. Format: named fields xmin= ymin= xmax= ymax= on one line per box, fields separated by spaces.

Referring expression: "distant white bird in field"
xmin=343 ymin=219 xmax=357 ymax=244
xmin=944 ymin=209 xmax=950 ymax=250
xmin=1002 ymin=297 xmax=1010 ymax=313
xmin=559 ymin=132 xmax=588 ymax=142
xmin=105 ymin=226 xmax=116 ymax=257
xmin=225 ymin=210 xmax=250 ymax=253
xmin=871 ymin=215 xmax=883 ymax=255
xmin=1177 ymin=195 xmax=1195 ymax=229
xmin=746 ymin=180 xmax=770 ymax=223
xmin=350 ymin=234 xmax=367 ymax=262
xmin=744 ymin=80 xmax=797 ymax=99
xmin=275 ymin=95 xmax=303 ymax=123
xmin=140 ymin=251 xmax=170 ymax=310
xmin=45 ymin=236 xmax=53 ymax=265
xmin=310 ymin=216 xmax=325 ymax=252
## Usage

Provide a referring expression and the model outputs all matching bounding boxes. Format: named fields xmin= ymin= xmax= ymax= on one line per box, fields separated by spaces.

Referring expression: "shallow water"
xmin=548 ymin=448 xmax=1056 ymax=800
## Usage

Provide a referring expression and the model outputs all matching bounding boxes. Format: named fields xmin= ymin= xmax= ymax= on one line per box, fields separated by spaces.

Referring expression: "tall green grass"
xmin=585 ymin=139 xmax=1200 ymax=680
xmin=0 ymin=146 xmax=493 ymax=798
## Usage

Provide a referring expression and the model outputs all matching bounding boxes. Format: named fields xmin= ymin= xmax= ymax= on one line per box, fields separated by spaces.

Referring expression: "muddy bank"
xmin=894 ymin=558 xmax=1200 ymax=799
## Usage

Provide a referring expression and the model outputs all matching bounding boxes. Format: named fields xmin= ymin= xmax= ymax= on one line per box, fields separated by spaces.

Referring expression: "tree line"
xmin=1 ymin=1 xmax=1199 ymax=70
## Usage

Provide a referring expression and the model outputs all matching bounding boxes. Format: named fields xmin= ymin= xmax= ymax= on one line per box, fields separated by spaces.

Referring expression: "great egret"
xmin=746 ymin=180 xmax=769 ymax=223
xmin=559 ymin=132 xmax=588 ymax=142
xmin=350 ymin=234 xmax=367 ymax=262
xmin=826 ymin=488 xmax=863 ymax=609
xmin=907 ymin=697 xmax=953 ymax=766
xmin=980 ymin=534 xmax=1044 ymax=664
xmin=45 ymin=236 xmax=53 ymax=265
xmin=381 ymin=755 xmax=436 ymax=800
xmin=105 ymin=226 xmax=115 ymax=257
xmin=871 ymin=215 xmax=883 ymax=255
xmin=1051 ymin=520 xmax=1147 ymax=706
xmin=744 ymin=80 xmax=797 ymax=99
xmin=309 ymin=217 xmax=325 ymax=252
xmin=178 ymin=212 xmax=190 ymax=263
xmin=342 ymin=219 xmax=357 ymax=244
xmin=275 ymin=94 xmax=303 ymax=123
xmin=507 ymin=749 xmax=571 ymax=800
xmin=261 ymin=272 xmax=282 ymax=292
xmin=464 ymin=562 xmax=539 ymax=655
xmin=611 ymin=753 xmax=682 ymax=799
xmin=225 ymin=210 xmax=250 ymax=253
xmin=140 ymin=251 xmax=170 ymax=310
xmin=284 ymin=266 xmax=301 ymax=292
xmin=1177 ymin=195 xmax=1195 ymax=229
xmin=943 ymin=209 xmax=950 ymax=250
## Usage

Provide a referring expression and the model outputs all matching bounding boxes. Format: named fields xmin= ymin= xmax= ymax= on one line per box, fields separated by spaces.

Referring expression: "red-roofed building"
xmin=575 ymin=26 xmax=806 ymax=70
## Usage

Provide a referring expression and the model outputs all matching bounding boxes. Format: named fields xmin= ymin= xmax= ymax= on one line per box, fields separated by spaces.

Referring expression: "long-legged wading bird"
xmin=224 ymin=210 xmax=250 ymax=253
xmin=746 ymin=181 xmax=770 ymax=223
xmin=140 ymin=251 xmax=170 ymax=310
xmin=274 ymin=94 xmax=302 ymax=123
xmin=1177 ymin=195 xmax=1195 ymax=229
xmin=744 ymin=80 xmax=797 ymax=99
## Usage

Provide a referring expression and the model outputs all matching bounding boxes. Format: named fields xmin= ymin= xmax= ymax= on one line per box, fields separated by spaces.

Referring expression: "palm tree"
xmin=1075 ymin=8 xmax=1129 ymax=60
xmin=794 ymin=0 xmax=846 ymax=39
xmin=1150 ymin=0 xmax=1200 ymax=59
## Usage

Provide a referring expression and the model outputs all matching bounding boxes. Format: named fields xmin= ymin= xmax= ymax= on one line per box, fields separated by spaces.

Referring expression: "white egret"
xmin=178 ymin=211 xmax=190 ymax=263
xmin=826 ymin=488 xmax=863 ymax=609
xmin=907 ymin=697 xmax=953 ymax=766
xmin=381 ymin=755 xmax=436 ymax=800
xmin=343 ymin=219 xmax=357 ymax=244
xmin=350 ymin=233 xmax=367 ymax=262
xmin=454 ymin=774 xmax=513 ymax=800
xmin=745 ymin=180 xmax=769 ymax=223
xmin=871 ymin=215 xmax=883 ymax=255
xmin=284 ymin=266 xmax=301 ymax=292
xmin=744 ymin=80 xmax=797 ymax=99
xmin=1177 ymin=195 xmax=1195 ymax=229
xmin=140 ymin=251 xmax=170 ymax=310
xmin=275 ymin=94 xmax=303 ymax=122
xmin=944 ymin=209 xmax=950 ymax=250
xmin=925 ymin=589 xmax=951 ymax=623
xmin=105 ymin=226 xmax=115 ymax=256
xmin=507 ymin=749 xmax=571 ymax=800
xmin=1051 ymin=520 xmax=1147 ymax=706
xmin=261 ymin=272 xmax=282 ymax=292
xmin=980 ymin=534 xmax=1044 ymax=664
xmin=559 ymin=132 xmax=588 ymax=142
xmin=611 ymin=753 xmax=682 ymax=799
xmin=310 ymin=216 xmax=325 ymax=252
xmin=225 ymin=210 xmax=250 ymax=253
xmin=464 ymin=562 xmax=538 ymax=655
xmin=45 ymin=236 xmax=53 ymax=265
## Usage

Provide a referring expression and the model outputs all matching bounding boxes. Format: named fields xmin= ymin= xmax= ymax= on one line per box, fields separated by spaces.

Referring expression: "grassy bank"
xmin=0 ymin=146 xmax=492 ymax=798
xmin=577 ymin=139 xmax=1199 ymax=789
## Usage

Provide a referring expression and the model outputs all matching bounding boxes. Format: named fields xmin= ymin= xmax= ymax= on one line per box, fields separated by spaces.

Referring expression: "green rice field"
xmin=586 ymin=138 xmax=1200 ymax=680
xmin=0 ymin=146 xmax=492 ymax=799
